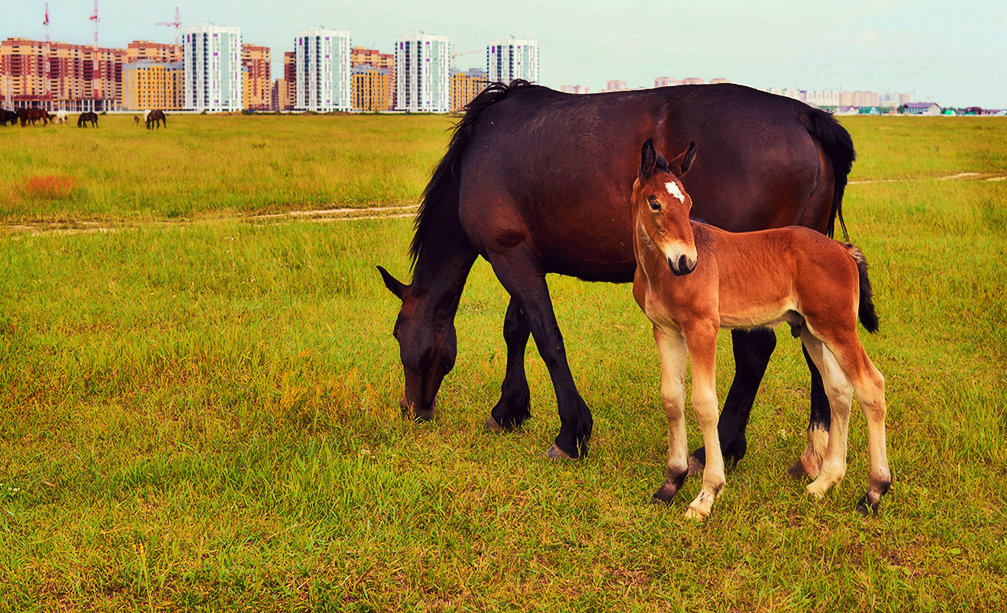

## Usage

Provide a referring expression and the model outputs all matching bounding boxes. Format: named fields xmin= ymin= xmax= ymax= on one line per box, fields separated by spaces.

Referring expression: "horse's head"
xmin=632 ymin=139 xmax=698 ymax=276
xmin=377 ymin=266 xmax=457 ymax=420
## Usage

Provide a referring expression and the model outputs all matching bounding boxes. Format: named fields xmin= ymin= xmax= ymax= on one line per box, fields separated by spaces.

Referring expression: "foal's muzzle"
xmin=669 ymin=254 xmax=697 ymax=276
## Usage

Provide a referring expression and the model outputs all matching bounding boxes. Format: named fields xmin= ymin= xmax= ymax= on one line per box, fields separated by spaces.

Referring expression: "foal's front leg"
xmin=652 ymin=326 xmax=689 ymax=503
xmin=684 ymin=321 xmax=726 ymax=520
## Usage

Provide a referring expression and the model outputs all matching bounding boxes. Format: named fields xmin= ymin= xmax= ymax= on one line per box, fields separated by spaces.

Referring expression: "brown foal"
xmin=631 ymin=139 xmax=891 ymax=518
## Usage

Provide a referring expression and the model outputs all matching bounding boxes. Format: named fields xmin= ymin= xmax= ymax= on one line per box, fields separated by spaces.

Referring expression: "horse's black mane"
xmin=409 ymin=79 xmax=541 ymax=267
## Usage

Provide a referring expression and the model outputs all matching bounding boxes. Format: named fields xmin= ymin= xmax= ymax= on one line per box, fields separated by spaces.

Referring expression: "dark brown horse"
xmin=1 ymin=109 xmax=18 ymax=126
xmin=146 ymin=110 xmax=167 ymax=129
xmin=77 ymin=112 xmax=98 ymax=128
xmin=378 ymin=81 xmax=855 ymax=464
xmin=18 ymin=108 xmax=50 ymax=127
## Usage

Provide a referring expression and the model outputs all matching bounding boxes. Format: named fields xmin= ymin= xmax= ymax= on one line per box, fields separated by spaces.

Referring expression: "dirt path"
xmin=2 ymin=204 xmax=419 ymax=238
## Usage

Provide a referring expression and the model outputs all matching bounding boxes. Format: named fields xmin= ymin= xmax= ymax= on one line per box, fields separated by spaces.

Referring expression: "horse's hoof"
xmin=484 ymin=416 xmax=504 ymax=433
xmin=652 ymin=485 xmax=678 ymax=505
xmin=787 ymin=460 xmax=809 ymax=479
xmin=545 ymin=445 xmax=573 ymax=460
xmin=687 ymin=455 xmax=705 ymax=475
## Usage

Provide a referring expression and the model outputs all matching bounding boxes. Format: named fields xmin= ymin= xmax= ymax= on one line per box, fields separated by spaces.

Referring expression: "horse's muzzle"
xmin=669 ymin=255 xmax=697 ymax=276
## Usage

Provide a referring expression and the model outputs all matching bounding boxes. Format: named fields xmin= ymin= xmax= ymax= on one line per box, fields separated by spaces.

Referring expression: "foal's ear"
xmin=377 ymin=265 xmax=407 ymax=300
xmin=640 ymin=138 xmax=657 ymax=178
xmin=671 ymin=141 xmax=697 ymax=176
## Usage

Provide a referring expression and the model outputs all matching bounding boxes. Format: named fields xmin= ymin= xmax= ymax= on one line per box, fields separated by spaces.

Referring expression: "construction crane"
xmin=156 ymin=6 xmax=182 ymax=56
xmin=451 ymin=49 xmax=480 ymax=60
xmin=90 ymin=0 xmax=100 ymax=107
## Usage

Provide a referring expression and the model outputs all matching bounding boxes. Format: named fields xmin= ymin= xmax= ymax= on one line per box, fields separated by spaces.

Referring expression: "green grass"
xmin=1 ymin=115 xmax=1006 ymax=610
xmin=0 ymin=113 xmax=454 ymax=222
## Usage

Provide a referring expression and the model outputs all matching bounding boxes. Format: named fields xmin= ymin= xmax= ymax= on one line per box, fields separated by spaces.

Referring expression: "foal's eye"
xmin=648 ymin=197 xmax=661 ymax=212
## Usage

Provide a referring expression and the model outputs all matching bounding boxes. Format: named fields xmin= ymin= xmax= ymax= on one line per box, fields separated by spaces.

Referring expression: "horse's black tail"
xmin=409 ymin=80 xmax=537 ymax=267
xmin=801 ymin=108 xmax=855 ymax=241
xmin=846 ymin=245 xmax=879 ymax=333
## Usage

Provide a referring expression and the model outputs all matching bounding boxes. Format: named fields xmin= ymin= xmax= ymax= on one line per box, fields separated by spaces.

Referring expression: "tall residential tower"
xmin=486 ymin=37 xmax=538 ymax=85
xmin=183 ymin=24 xmax=243 ymax=112
xmin=294 ymin=28 xmax=351 ymax=112
xmin=395 ymin=33 xmax=450 ymax=113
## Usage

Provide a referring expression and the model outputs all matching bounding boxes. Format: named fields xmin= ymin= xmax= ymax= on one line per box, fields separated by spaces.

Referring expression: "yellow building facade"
xmin=121 ymin=61 xmax=183 ymax=110
xmin=450 ymin=68 xmax=487 ymax=112
xmin=351 ymin=66 xmax=390 ymax=112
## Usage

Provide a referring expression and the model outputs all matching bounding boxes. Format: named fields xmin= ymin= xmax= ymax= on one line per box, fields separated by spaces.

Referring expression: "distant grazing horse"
xmin=378 ymin=80 xmax=855 ymax=464
xmin=77 ymin=112 xmax=98 ymax=128
xmin=146 ymin=109 xmax=167 ymax=129
xmin=18 ymin=108 xmax=50 ymax=127
xmin=1 ymin=109 xmax=18 ymax=126
xmin=54 ymin=110 xmax=68 ymax=125
xmin=630 ymin=139 xmax=889 ymax=517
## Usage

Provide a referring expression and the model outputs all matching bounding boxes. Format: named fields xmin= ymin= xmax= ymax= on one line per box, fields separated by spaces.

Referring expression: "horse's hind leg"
xmin=487 ymin=251 xmax=592 ymax=459
xmin=486 ymin=297 xmax=532 ymax=431
xmin=800 ymin=331 xmax=853 ymax=499
xmin=788 ymin=343 xmax=831 ymax=479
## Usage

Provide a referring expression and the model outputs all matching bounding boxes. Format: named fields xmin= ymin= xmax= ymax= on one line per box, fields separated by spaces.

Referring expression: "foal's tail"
xmin=846 ymin=245 xmax=879 ymax=333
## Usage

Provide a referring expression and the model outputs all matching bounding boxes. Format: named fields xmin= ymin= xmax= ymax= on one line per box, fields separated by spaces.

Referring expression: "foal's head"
xmin=632 ymin=139 xmax=698 ymax=276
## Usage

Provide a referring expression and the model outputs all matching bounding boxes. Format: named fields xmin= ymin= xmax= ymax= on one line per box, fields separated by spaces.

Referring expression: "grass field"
xmin=1 ymin=114 xmax=1006 ymax=610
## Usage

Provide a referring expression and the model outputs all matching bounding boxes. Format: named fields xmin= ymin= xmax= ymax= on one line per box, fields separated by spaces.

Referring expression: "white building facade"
xmin=294 ymin=28 xmax=352 ymax=112
xmin=183 ymin=23 xmax=243 ymax=112
xmin=395 ymin=33 xmax=450 ymax=113
xmin=486 ymin=37 xmax=539 ymax=85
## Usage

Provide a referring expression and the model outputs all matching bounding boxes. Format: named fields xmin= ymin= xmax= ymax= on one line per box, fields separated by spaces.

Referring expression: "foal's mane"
xmin=409 ymin=79 xmax=541 ymax=268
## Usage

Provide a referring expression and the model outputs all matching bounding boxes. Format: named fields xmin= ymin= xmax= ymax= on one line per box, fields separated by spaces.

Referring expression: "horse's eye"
xmin=648 ymin=197 xmax=661 ymax=212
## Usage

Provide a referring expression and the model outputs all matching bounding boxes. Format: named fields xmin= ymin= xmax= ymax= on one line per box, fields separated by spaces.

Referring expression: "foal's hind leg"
xmin=800 ymin=332 xmax=854 ymax=499
xmin=788 ymin=344 xmax=831 ymax=480
xmin=486 ymin=297 xmax=532 ymax=431
xmin=819 ymin=333 xmax=891 ymax=514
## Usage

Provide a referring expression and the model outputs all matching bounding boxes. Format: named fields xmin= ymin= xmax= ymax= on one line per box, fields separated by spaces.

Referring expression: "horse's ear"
xmin=640 ymin=139 xmax=657 ymax=178
xmin=377 ymin=265 xmax=407 ymax=300
xmin=671 ymin=142 xmax=697 ymax=176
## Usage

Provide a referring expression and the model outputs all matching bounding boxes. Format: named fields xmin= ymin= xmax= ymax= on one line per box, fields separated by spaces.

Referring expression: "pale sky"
xmin=2 ymin=0 xmax=1005 ymax=108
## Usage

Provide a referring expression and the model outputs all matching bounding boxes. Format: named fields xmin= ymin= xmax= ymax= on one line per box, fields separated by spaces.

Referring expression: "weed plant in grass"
xmin=0 ymin=116 xmax=1005 ymax=609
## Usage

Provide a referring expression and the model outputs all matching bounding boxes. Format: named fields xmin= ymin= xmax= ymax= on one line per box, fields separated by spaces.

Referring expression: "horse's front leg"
xmin=487 ymin=249 xmax=592 ymax=459
xmin=684 ymin=321 xmax=725 ymax=520
xmin=486 ymin=297 xmax=532 ymax=431
xmin=652 ymin=326 xmax=690 ymax=503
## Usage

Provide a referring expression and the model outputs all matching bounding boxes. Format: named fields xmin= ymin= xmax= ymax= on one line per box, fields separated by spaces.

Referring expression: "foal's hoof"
xmin=856 ymin=493 xmax=882 ymax=517
xmin=684 ymin=505 xmax=709 ymax=521
xmin=545 ymin=445 xmax=573 ymax=460
xmin=651 ymin=484 xmax=679 ymax=505
xmin=787 ymin=455 xmax=821 ymax=480
xmin=484 ymin=416 xmax=504 ymax=433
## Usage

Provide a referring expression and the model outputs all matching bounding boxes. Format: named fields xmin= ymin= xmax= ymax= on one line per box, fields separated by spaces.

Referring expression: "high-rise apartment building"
xmin=450 ymin=68 xmax=486 ymax=111
xmin=183 ymin=24 xmax=243 ymax=112
xmin=395 ymin=33 xmax=450 ymax=112
xmin=242 ymin=44 xmax=271 ymax=111
xmin=0 ymin=37 xmax=125 ymax=111
xmin=294 ymin=28 xmax=351 ymax=112
xmin=486 ymin=37 xmax=538 ymax=85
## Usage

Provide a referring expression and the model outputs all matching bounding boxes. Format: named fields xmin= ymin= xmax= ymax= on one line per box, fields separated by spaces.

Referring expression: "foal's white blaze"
xmin=665 ymin=181 xmax=685 ymax=203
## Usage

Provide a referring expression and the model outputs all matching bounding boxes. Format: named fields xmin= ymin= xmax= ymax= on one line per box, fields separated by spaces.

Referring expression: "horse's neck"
xmin=411 ymin=244 xmax=477 ymax=323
